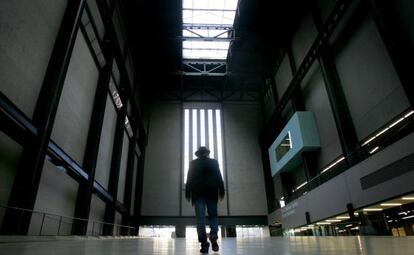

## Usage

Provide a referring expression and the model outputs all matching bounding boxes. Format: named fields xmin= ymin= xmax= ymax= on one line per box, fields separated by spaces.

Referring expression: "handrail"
xmin=0 ymin=204 xmax=135 ymax=236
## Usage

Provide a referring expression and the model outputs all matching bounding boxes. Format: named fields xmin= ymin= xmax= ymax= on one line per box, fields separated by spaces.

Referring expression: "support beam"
xmin=270 ymin=77 xmax=279 ymax=107
xmin=72 ymin=51 xmax=114 ymax=235
xmin=287 ymin=46 xmax=306 ymax=112
xmin=260 ymin=145 xmax=277 ymax=213
xmin=133 ymin=134 xmax=147 ymax=233
xmin=310 ymin=3 xmax=361 ymax=167
xmin=1 ymin=0 xmax=86 ymax=235
xmin=287 ymin=46 xmax=317 ymax=180
xmin=121 ymin=126 xmax=138 ymax=234
xmin=103 ymin=105 xmax=127 ymax=235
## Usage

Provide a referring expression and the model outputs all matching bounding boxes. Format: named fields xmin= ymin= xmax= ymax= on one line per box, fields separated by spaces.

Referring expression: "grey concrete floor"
xmin=0 ymin=236 xmax=413 ymax=255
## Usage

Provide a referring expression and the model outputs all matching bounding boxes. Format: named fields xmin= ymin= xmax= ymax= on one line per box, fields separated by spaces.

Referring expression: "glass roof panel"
xmin=183 ymin=0 xmax=238 ymax=10
xmin=182 ymin=0 xmax=238 ymax=60
xmin=183 ymin=41 xmax=230 ymax=50
xmin=183 ymin=49 xmax=228 ymax=60
xmin=183 ymin=10 xmax=236 ymax=25
xmin=183 ymin=29 xmax=229 ymax=38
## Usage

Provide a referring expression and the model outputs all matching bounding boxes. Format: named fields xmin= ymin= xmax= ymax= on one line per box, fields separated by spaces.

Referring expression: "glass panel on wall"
xmin=275 ymin=132 xmax=292 ymax=161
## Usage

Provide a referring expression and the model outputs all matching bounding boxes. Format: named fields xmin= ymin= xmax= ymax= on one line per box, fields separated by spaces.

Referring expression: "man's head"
xmin=195 ymin=146 xmax=210 ymax=158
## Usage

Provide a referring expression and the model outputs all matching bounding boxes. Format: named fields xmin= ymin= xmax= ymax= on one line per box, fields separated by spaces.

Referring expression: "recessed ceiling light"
xmin=326 ymin=220 xmax=341 ymax=222
xmin=369 ymin=146 xmax=380 ymax=154
xmin=380 ymin=203 xmax=402 ymax=207
xmin=363 ymin=208 xmax=383 ymax=212
xmin=402 ymin=197 xmax=414 ymax=200
xmin=336 ymin=216 xmax=350 ymax=219
xmin=404 ymin=111 xmax=414 ymax=118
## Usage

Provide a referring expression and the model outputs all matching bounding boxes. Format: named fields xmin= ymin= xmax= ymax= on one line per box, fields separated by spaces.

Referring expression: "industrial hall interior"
xmin=1 ymin=0 xmax=414 ymax=254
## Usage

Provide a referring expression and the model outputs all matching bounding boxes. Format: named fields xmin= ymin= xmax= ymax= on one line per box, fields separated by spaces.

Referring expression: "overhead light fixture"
xmin=402 ymin=196 xmax=414 ymax=200
xmin=389 ymin=117 xmax=405 ymax=128
xmin=362 ymin=110 xmax=414 ymax=146
xmin=326 ymin=220 xmax=341 ymax=222
xmin=369 ymin=146 xmax=380 ymax=154
xmin=294 ymin=181 xmax=308 ymax=191
xmin=336 ymin=216 xmax=350 ymax=219
xmin=321 ymin=157 xmax=345 ymax=174
xmin=404 ymin=110 xmax=414 ymax=118
xmin=316 ymin=222 xmax=331 ymax=225
xmin=363 ymin=208 xmax=383 ymax=212
xmin=402 ymin=215 xmax=414 ymax=220
xmin=380 ymin=203 xmax=402 ymax=207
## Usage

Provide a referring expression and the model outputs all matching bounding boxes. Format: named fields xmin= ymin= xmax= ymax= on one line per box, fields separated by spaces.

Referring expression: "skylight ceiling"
xmin=182 ymin=0 xmax=238 ymax=60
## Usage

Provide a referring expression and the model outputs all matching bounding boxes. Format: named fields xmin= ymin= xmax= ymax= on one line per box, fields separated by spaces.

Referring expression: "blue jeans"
xmin=194 ymin=198 xmax=218 ymax=244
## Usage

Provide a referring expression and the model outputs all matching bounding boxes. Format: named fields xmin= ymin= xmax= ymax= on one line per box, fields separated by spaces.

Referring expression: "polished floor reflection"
xmin=0 ymin=236 xmax=413 ymax=255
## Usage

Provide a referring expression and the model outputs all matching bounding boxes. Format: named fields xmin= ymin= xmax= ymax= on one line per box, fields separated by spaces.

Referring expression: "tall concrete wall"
xmin=141 ymin=102 xmax=267 ymax=217
xmin=0 ymin=0 xmax=67 ymax=228
xmin=141 ymin=102 xmax=181 ymax=216
xmin=334 ymin=14 xmax=409 ymax=140
xmin=274 ymin=54 xmax=292 ymax=100
xmin=88 ymin=194 xmax=106 ymax=234
xmin=0 ymin=135 xmax=23 ymax=226
xmin=29 ymin=161 xmax=79 ymax=235
xmin=117 ymin=132 xmax=130 ymax=202
xmin=0 ymin=1 xmax=140 ymax=233
xmin=293 ymin=12 xmax=342 ymax=170
xmin=0 ymin=0 xmax=67 ymax=118
xmin=223 ymin=103 xmax=267 ymax=216
xmin=95 ymin=95 xmax=118 ymax=189
xmin=28 ymin=30 xmax=99 ymax=235
xmin=301 ymin=62 xmax=342 ymax=170
xmin=51 ymin=31 xmax=99 ymax=164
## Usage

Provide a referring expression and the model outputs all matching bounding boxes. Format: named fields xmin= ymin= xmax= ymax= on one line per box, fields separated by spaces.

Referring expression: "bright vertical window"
xmin=215 ymin=109 xmax=224 ymax=176
xmin=200 ymin=110 xmax=206 ymax=146
xmin=192 ymin=110 xmax=198 ymax=159
xmin=184 ymin=108 xmax=225 ymax=183
xmin=184 ymin=110 xmax=190 ymax=182
xmin=208 ymin=109 xmax=215 ymax=159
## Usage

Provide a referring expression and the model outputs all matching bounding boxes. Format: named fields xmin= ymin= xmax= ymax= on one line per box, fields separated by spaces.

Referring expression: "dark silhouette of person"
xmin=186 ymin=146 xmax=225 ymax=254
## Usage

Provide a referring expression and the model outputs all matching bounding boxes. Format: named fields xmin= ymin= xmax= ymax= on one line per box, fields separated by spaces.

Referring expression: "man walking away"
xmin=186 ymin=146 xmax=225 ymax=254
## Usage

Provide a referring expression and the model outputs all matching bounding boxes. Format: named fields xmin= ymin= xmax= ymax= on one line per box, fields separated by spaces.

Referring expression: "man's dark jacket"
xmin=185 ymin=156 xmax=225 ymax=204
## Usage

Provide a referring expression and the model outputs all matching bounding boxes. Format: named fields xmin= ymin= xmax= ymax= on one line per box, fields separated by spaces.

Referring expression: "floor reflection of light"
xmin=357 ymin=235 xmax=366 ymax=255
xmin=186 ymin=226 xmax=199 ymax=239
xmin=185 ymin=226 xmax=222 ymax=240
xmin=152 ymin=238 xmax=174 ymax=254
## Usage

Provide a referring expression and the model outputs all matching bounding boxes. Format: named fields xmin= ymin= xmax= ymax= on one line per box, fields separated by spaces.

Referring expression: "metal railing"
xmin=0 ymin=204 xmax=136 ymax=236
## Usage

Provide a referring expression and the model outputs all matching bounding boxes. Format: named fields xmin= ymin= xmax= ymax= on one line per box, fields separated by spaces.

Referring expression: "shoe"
xmin=211 ymin=240 xmax=219 ymax=252
xmin=200 ymin=242 xmax=209 ymax=254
